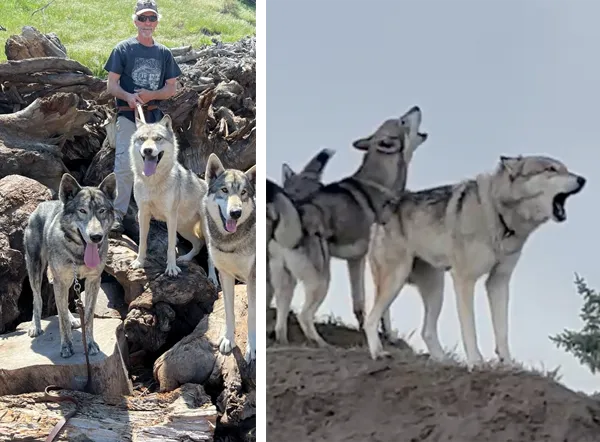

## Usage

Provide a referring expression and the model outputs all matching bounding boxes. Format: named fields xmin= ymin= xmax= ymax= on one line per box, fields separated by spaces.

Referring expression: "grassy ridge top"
xmin=0 ymin=0 xmax=255 ymax=77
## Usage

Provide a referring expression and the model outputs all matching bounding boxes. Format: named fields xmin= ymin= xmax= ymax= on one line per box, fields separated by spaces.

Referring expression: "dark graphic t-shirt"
xmin=103 ymin=37 xmax=182 ymax=122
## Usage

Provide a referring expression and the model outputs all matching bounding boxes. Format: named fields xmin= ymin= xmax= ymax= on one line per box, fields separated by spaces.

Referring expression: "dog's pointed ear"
xmin=205 ymin=153 xmax=225 ymax=186
xmin=98 ymin=173 xmax=117 ymax=202
xmin=59 ymin=173 xmax=82 ymax=204
xmin=245 ymin=165 xmax=256 ymax=187
xmin=159 ymin=113 xmax=173 ymax=131
xmin=500 ymin=155 xmax=523 ymax=176
xmin=281 ymin=163 xmax=295 ymax=183
xmin=352 ymin=136 xmax=371 ymax=151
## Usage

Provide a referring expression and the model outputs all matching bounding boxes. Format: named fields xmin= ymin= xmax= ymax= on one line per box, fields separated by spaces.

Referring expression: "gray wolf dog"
xmin=128 ymin=114 xmax=218 ymax=285
xmin=25 ymin=173 xmax=117 ymax=358
xmin=268 ymin=106 xmax=427 ymax=346
xmin=266 ymin=148 xmax=336 ymax=310
xmin=364 ymin=155 xmax=586 ymax=366
xmin=202 ymin=153 xmax=256 ymax=363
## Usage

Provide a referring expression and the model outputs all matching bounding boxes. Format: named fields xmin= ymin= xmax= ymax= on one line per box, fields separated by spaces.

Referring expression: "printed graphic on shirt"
xmin=132 ymin=57 xmax=162 ymax=90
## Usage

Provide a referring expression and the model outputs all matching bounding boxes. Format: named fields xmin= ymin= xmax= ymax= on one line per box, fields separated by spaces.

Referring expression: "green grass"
xmin=0 ymin=0 xmax=255 ymax=78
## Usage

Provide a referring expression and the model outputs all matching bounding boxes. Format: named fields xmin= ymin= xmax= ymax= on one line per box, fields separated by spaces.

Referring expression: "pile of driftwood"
xmin=0 ymin=26 xmax=256 ymax=442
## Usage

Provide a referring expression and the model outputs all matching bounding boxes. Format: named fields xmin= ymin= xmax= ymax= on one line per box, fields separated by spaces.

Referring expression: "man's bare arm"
xmin=107 ymin=72 xmax=143 ymax=108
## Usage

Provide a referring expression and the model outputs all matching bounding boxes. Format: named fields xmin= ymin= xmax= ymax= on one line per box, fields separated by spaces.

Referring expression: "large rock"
xmin=0 ymin=316 xmax=132 ymax=399
xmin=154 ymin=284 xmax=255 ymax=428
xmin=0 ymin=175 xmax=53 ymax=333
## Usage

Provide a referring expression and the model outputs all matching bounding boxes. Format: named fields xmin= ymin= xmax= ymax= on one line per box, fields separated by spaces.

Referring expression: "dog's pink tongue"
xmin=143 ymin=158 xmax=158 ymax=176
xmin=84 ymin=243 xmax=101 ymax=268
xmin=226 ymin=219 xmax=237 ymax=233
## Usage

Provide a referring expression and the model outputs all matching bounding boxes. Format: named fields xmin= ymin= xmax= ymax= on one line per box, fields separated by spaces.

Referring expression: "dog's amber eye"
xmin=241 ymin=189 xmax=247 ymax=196
xmin=221 ymin=187 xmax=228 ymax=193
xmin=79 ymin=209 xmax=87 ymax=214
xmin=99 ymin=209 xmax=106 ymax=214
xmin=155 ymin=136 xmax=163 ymax=141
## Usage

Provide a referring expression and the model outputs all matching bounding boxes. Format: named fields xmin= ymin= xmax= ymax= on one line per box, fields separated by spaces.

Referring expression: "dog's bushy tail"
xmin=23 ymin=211 xmax=46 ymax=299
xmin=267 ymin=179 xmax=303 ymax=248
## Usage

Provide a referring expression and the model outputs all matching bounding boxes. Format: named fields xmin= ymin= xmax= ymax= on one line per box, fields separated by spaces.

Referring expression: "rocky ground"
xmin=267 ymin=309 xmax=600 ymax=442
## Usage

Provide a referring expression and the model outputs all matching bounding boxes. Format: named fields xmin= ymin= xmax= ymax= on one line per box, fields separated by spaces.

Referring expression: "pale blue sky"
xmin=266 ymin=0 xmax=599 ymax=393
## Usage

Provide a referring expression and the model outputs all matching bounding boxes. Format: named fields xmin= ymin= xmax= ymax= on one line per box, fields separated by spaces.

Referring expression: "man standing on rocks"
xmin=103 ymin=0 xmax=181 ymax=234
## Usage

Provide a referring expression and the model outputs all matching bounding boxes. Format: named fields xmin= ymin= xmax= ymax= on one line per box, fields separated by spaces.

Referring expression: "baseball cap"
xmin=135 ymin=0 xmax=158 ymax=15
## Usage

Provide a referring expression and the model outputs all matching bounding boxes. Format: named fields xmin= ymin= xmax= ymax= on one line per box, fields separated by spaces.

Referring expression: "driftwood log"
xmin=104 ymin=233 xmax=218 ymax=355
xmin=154 ymin=285 xmax=256 ymax=429
xmin=0 ymin=93 xmax=108 ymax=190
xmin=4 ymin=26 xmax=67 ymax=61
xmin=0 ymin=382 xmax=217 ymax=441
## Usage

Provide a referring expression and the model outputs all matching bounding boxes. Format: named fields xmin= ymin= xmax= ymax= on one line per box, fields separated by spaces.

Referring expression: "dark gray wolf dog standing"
xmin=202 ymin=153 xmax=256 ymax=363
xmin=25 ymin=173 xmax=117 ymax=358
xmin=268 ymin=106 xmax=427 ymax=346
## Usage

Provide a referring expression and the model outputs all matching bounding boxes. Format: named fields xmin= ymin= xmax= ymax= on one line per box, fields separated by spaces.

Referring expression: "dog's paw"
xmin=164 ymin=262 xmax=182 ymax=277
xmin=130 ymin=258 xmax=145 ymax=269
xmin=28 ymin=325 xmax=43 ymax=338
xmin=61 ymin=342 xmax=74 ymax=358
xmin=87 ymin=340 xmax=100 ymax=355
xmin=244 ymin=343 xmax=256 ymax=363
xmin=70 ymin=317 xmax=81 ymax=329
xmin=219 ymin=335 xmax=236 ymax=354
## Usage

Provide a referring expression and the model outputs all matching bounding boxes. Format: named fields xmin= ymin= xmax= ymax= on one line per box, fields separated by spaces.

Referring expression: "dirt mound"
xmin=266 ymin=309 xmax=600 ymax=442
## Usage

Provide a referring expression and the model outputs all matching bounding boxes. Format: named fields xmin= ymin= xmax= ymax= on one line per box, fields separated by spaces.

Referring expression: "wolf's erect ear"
xmin=281 ymin=163 xmax=295 ymax=183
xmin=59 ymin=173 xmax=82 ymax=204
xmin=245 ymin=165 xmax=256 ymax=187
xmin=352 ymin=136 xmax=371 ymax=151
xmin=205 ymin=153 xmax=225 ymax=186
xmin=500 ymin=155 xmax=523 ymax=177
xmin=98 ymin=173 xmax=117 ymax=202
xmin=159 ymin=113 xmax=173 ymax=131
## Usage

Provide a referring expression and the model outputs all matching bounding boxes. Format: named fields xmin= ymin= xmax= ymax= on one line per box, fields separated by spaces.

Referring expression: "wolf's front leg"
xmin=54 ymin=279 xmax=74 ymax=358
xmin=82 ymin=277 xmax=101 ymax=355
xmin=245 ymin=265 xmax=256 ymax=363
xmin=131 ymin=205 xmax=150 ymax=269
xmin=164 ymin=209 xmax=181 ymax=276
xmin=218 ymin=271 xmax=237 ymax=354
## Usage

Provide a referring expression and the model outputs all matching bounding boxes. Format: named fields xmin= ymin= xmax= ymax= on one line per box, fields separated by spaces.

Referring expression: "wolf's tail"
xmin=267 ymin=179 xmax=303 ymax=249
xmin=23 ymin=209 xmax=46 ymax=300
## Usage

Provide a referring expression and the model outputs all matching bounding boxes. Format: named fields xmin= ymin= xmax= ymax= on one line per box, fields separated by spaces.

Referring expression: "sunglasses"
xmin=137 ymin=15 xmax=158 ymax=22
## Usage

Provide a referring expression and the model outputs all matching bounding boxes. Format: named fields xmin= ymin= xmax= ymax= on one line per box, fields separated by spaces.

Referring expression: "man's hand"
xmin=134 ymin=88 xmax=155 ymax=104
xmin=126 ymin=92 xmax=144 ymax=108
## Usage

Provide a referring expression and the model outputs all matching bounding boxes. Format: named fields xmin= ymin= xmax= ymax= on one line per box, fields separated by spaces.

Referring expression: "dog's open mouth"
xmin=142 ymin=151 xmax=164 ymax=177
xmin=219 ymin=210 xmax=238 ymax=233
xmin=552 ymin=188 xmax=581 ymax=222
xmin=78 ymin=229 xmax=103 ymax=268
xmin=84 ymin=241 xmax=101 ymax=268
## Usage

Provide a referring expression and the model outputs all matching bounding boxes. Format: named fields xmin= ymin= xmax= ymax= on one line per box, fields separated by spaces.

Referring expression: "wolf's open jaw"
xmin=142 ymin=151 xmax=164 ymax=176
xmin=225 ymin=218 xmax=237 ymax=233
xmin=552 ymin=185 xmax=583 ymax=222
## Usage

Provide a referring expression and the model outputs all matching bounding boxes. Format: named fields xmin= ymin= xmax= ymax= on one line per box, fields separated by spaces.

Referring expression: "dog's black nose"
xmin=577 ymin=176 xmax=586 ymax=188
xmin=89 ymin=234 xmax=103 ymax=243
xmin=229 ymin=209 xmax=242 ymax=220
xmin=143 ymin=148 xmax=153 ymax=156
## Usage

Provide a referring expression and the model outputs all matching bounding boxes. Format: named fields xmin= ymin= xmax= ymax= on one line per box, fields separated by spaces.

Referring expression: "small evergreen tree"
xmin=549 ymin=274 xmax=600 ymax=374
